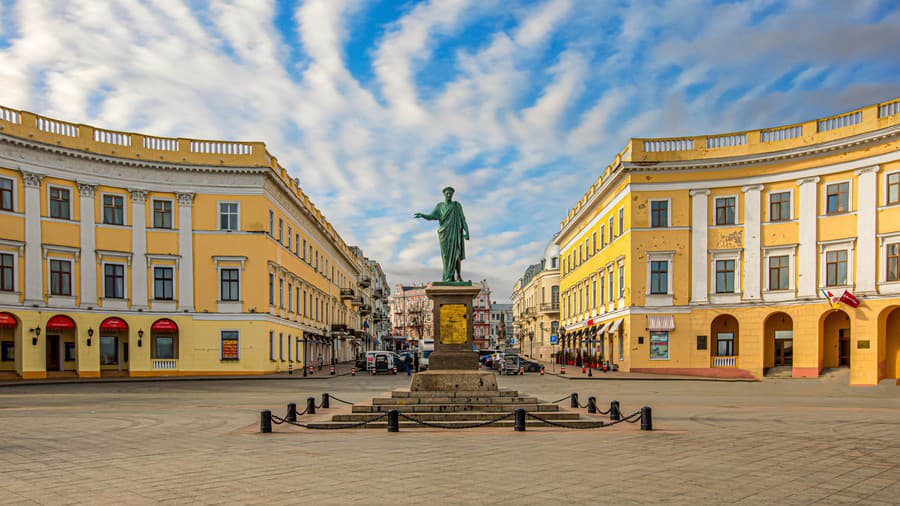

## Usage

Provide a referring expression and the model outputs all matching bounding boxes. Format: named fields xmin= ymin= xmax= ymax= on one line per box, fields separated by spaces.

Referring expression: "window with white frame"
xmin=768 ymin=256 xmax=790 ymax=290
xmin=649 ymin=199 xmax=669 ymax=228
xmin=646 ymin=252 xmax=674 ymax=296
xmin=768 ymin=191 xmax=791 ymax=222
xmin=49 ymin=186 xmax=71 ymax=220
xmin=618 ymin=262 xmax=625 ymax=299
xmin=268 ymin=210 xmax=274 ymax=235
xmin=823 ymin=247 xmax=850 ymax=287
xmin=608 ymin=217 xmax=614 ymax=242
xmin=218 ymin=202 xmax=239 ymax=231
xmin=153 ymin=267 xmax=174 ymax=300
xmin=278 ymin=219 xmax=284 ymax=244
xmin=0 ymin=253 xmax=13 ymax=291
xmin=825 ymin=181 xmax=850 ymax=214
xmin=619 ymin=208 xmax=624 ymax=235
xmin=608 ymin=267 xmax=615 ymax=302
xmin=152 ymin=199 xmax=173 ymax=229
xmin=102 ymin=194 xmax=125 ymax=225
xmin=715 ymin=260 xmax=735 ymax=293
xmin=0 ymin=177 xmax=13 ymax=212
xmin=715 ymin=196 xmax=736 ymax=225
xmin=220 ymin=268 xmax=240 ymax=301
xmin=887 ymin=172 xmax=899 ymax=206
xmin=279 ymin=333 xmax=284 ymax=361
xmin=103 ymin=263 xmax=126 ymax=299
xmin=279 ymin=278 xmax=284 ymax=308
xmin=49 ymin=259 xmax=72 ymax=296
xmin=268 ymin=273 xmax=274 ymax=305
xmin=269 ymin=331 xmax=275 ymax=361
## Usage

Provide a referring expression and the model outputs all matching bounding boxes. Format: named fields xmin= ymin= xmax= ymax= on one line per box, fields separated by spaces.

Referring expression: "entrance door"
xmin=46 ymin=335 xmax=60 ymax=371
xmin=839 ymin=329 xmax=851 ymax=367
xmin=775 ymin=339 xmax=793 ymax=366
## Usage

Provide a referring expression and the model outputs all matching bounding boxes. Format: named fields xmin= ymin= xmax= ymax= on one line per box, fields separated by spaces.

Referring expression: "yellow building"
xmin=511 ymin=238 xmax=560 ymax=361
xmin=0 ymin=105 xmax=377 ymax=379
xmin=557 ymin=98 xmax=900 ymax=385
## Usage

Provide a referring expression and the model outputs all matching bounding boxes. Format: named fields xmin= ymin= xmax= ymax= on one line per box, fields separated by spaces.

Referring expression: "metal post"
xmin=514 ymin=408 xmax=526 ymax=431
xmin=260 ymin=410 xmax=272 ymax=433
xmin=321 ymin=393 xmax=330 ymax=409
xmin=387 ymin=409 xmax=399 ymax=432
xmin=640 ymin=406 xmax=652 ymax=431
xmin=570 ymin=393 xmax=579 ymax=409
xmin=306 ymin=396 xmax=316 ymax=415
xmin=286 ymin=402 xmax=297 ymax=423
xmin=302 ymin=334 xmax=308 ymax=377
xmin=610 ymin=400 xmax=621 ymax=421
xmin=587 ymin=396 xmax=597 ymax=414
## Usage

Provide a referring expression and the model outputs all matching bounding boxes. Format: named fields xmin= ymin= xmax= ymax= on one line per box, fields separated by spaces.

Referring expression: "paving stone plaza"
xmin=1 ymin=373 xmax=898 ymax=505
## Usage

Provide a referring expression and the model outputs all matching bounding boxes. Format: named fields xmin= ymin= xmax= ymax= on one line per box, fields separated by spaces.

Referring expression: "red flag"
xmin=820 ymin=289 xmax=840 ymax=309
xmin=839 ymin=290 xmax=860 ymax=308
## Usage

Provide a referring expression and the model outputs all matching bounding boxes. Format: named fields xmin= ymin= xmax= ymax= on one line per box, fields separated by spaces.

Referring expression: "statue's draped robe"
xmin=423 ymin=201 xmax=467 ymax=282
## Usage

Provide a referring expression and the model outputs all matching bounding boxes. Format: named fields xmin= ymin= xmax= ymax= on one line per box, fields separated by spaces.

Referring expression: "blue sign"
xmin=550 ymin=334 xmax=558 ymax=345
xmin=509 ymin=338 xmax=516 ymax=346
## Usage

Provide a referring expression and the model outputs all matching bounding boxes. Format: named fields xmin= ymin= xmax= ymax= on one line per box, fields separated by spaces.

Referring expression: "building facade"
xmin=367 ymin=259 xmax=391 ymax=347
xmin=473 ymin=281 xmax=491 ymax=349
xmin=557 ymin=98 xmax=900 ymax=385
xmin=0 ymin=105 xmax=381 ymax=379
xmin=488 ymin=303 xmax=513 ymax=349
xmin=389 ymin=284 xmax=432 ymax=349
xmin=511 ymin=238 xmax=560 ymax=361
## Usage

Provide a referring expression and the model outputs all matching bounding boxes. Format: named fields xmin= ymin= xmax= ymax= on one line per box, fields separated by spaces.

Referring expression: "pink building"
xmin=390 ymin=281 xmax=492 ymax=350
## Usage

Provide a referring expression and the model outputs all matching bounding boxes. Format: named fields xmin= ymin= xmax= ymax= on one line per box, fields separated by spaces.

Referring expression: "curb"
xmin=545 ymin=372 xmax=757 ymax=382
xmin=0 ymin=371 xmax=356 ymax=388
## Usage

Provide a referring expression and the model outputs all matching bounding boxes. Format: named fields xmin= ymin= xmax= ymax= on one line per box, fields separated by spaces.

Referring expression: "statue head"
xmin=442 ymin=186 xmax=455 ymax=201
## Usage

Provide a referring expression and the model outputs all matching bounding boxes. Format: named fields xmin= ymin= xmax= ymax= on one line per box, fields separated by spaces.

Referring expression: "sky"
xmin=1 ymin=0 xmax=899 ymax=301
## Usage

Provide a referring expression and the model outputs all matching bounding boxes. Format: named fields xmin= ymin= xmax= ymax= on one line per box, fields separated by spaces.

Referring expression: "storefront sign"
xmin=649 ymin=332 xmax=669 ymax=360
xmin=221 ymin=333 xmax=240 ymax=360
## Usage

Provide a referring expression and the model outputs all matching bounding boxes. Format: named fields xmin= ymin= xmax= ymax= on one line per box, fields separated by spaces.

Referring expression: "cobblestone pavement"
xmin=1 ymin=372 xmax=898 ymax=505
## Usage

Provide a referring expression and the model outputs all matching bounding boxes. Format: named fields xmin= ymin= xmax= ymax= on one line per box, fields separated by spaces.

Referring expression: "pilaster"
xmin=130 ymin=190 xmax=149 ymax=310
xmin=796 ymin=177 xmax=820 ymax=298
xmin=176 ymin=192 xmax=195 ymax=311
xmin=77 ymin=183 xmax=98 ymax=307
xmin=22 ymin=171 xmax=44 ymax=306
xmin=690 ymin=189 xmax=710 ymax=304
xmin=741 ymin=185 xmax=763 ymax=300
xmin=855 ymin=166 xmax=879 ymax=293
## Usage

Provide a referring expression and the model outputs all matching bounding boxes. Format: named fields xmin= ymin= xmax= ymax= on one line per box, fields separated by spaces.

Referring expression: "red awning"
xmin=0 ymin=313 xmax=17 ymax=328
xmin=100 ymin=317 xmax=128 ymax=331
xmin=151 ymin=319 xmax=178 ymax=332
xmin=46 ymin=315 xmax=76 ymax=330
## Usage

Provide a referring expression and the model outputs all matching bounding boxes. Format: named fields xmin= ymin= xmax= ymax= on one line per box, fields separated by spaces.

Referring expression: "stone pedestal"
xmin=410 ymin=282 xmax=498 ymax=392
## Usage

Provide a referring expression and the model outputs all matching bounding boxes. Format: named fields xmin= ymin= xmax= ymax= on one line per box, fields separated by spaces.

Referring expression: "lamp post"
xmin=529 ymin=331 xmax=534 ymax=359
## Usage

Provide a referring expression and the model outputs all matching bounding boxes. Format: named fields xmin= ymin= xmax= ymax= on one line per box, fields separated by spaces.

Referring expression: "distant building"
xmin=511 ymin=237 xmax=560 ymax=361
xmin=489 ymin=303 xmax=514 ymax=349
xmin=473 ymin=281 xmax=491 ymax=349
xmin=390 ymin=281 xmax=492 ymax=349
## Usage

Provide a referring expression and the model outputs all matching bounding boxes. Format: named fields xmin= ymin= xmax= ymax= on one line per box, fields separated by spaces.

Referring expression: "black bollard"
xmin=514 ymin=408 xmax=526 ymax=432
xmin=286 ymin=402 xmax=297 ymax=423
xmin=570 ymin=393 xmax=579 ymax=409
xmin=588 ymin=367 xmax=593 ymax=377
xmin=640 ymin=406 xmax=653 ymax=431
xmin=260 ymin=410 xmax=272 ymax=433
xmin=306 ymin=396 xmax=316 ymax=415
xmin=321 ymin=393 xmax=330 ymax=409
xmin=610 ymin=400 xmax=621 ymax=421
xmin=387 ymin=409 xmax=399 ymax=432
xmin=303 ymin=366 xmax=307 ymax=377
xmin=587 ymin=396 xmax=597 ymax=414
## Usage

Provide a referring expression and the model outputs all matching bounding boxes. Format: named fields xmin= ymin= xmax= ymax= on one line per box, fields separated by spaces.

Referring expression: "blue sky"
xmin=1 ymin=0 xmax=899 ymax=300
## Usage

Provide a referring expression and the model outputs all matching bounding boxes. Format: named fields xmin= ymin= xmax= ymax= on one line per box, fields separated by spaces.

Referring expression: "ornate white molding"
xmin=129 ymin=189 xmax=148 ymax=203
xmin=176 ymin=192 xmax=195 ymax=206
xmin=21 ymin=171 xmax=43 ymax=187
xmin=77 ymin=182 xmax=97 ymax=197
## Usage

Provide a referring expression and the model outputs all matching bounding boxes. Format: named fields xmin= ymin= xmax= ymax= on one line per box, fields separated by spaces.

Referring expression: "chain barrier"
xmin=281 ymin=412 xmax=390 ymax=430
xmin=327 ymin=395 xmax=355 ymax=405
xmin=397 ymin=411 xmax=515 ymax=429
xmin=526 ymin=411 xmax=607 ymax=429
xmin=550 ymin=394 xmax=573 ymax=404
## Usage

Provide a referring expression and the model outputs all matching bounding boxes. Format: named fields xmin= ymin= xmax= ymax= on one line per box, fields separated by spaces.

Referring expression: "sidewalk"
xmin=533 ymin=360 xmax=758 ymax=382
xmin=0 ymin=361 xmax=361 ymax=388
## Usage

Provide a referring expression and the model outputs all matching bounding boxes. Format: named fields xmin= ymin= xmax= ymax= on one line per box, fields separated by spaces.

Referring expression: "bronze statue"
xmin=414 ymin=186 xmax=470 ymax=283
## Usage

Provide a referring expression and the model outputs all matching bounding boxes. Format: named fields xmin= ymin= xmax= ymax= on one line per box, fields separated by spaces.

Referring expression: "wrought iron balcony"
xmin=340 ymin=288 xmax=354 ymax=300
xmin=358 ymin=275 xmax=371 ymax=288
xmin=352 ymin=296 xmax=363 ymax=306
xmin=540 ymin=301 xmax=560 ymax=313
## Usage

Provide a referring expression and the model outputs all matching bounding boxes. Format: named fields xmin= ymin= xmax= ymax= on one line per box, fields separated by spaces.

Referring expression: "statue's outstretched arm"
xmin=414 ymin=204 xmax=441 ymax=221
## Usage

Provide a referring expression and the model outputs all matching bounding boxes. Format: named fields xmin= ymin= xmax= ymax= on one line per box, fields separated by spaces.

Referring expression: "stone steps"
xmin=372 ymin=396 xmax=539 ymax=405
xmin=351 ymin=403 xmax=560 ymax=413
xmin=333 ymin=411 xmax=581 ymax=422
xmin=305 ymin=419 xmax=607 ymax=429
xmin=391 ymin=389 xmax=519 ymax=398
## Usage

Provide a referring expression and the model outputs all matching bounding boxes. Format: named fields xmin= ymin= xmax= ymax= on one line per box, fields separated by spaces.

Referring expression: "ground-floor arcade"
xmin=559 ymin=297 xmax=900 ymax=385
xmin=0 ymin=308 xmax=362 ymax=380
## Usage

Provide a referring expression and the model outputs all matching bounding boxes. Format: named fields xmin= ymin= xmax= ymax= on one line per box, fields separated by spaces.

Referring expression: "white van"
xmin=419 ymin=339 xmax=434 ymax=370
xmin=366 ymin=351 xmax=399 ymax=374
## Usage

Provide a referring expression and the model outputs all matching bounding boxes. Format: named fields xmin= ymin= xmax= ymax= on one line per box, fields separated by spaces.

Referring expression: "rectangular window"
xmin=153 ymin=200 xmax=173 ymax=229
xmin=608 ymin=270 xmax=614 ymax=302
xmin=220 ymin=331 xmax=240 ymax=361
xmin=153 ymin=267 xmax=174 ymax=300
xmin=268 ymin=273 xmax=274 ymax=305
xmin=826 ymin=250 xmax=848 ymax=286
xmin=296 ymin=287 xmax=301 ymax=313
xmin=591 ymin=279 xmax=596 ymax=309
xmin=715 ymin=197 xmax=736 ymax=225
xmin=302 ymin=240 xmax=307 ymax=260
xmin=279 ymin=278 xmax=284 ymax=308
xmin=100 ymin=336 xmax=117 ymax=365
xmin=715 ymin=259 xmax=735 ymax=293
xmin=103 ymin=264 xmax=125 ymax=299
xmin=0 ymin=177 xmax=12 ymax=211
xmin=600 ymin=225 xmax=605 ymax=248
xmin=1 ymin=341 xmax=14 ymax=361
xmin=716 ymin=332 xmax=735 ymax=356
xmin=268 ymin=210 xmax=274 ymax=235
xmin=269 ymin=331 xmax=275 ymax=361
xmin=650 ymin=261 xmax=668 ymax=295
xmin=102 ymin=194 xmax=124 ymax=225
xmin=889 ymin=173 xmax=900 ymax=205
xmin=650 ymin=200 xmax=668 ymax=227
xmin=154 ymin=336 xmax=174 ymax=359
xmin=649 ymin=331 xmax=669 ymax=360
xmin=769 ymin=191 xmax=790 ymax=222
xmin=288 ymin=283 xmax=293 ymax=312
xmin=591 ymin=232 xmax=597 ymax=255
xmin=0 ymin=253 xmax=13 ymax=292
xmin=219 ymin=202 xmax=239 ymax=231
xmin=49 ymin=259 xmax=72 ymax=296
xmin=618 ymin=265 xmax=625 ymax=298
xmin=608 ymin=217 xmax=614 ymax=242
xmin=303 ymin=290 xmax=307 ymax=316
xmin=278 ymin=219 xmax=284 ymax=244
xmin=826 ymin=182 xmax=849 ymax=214
xmin=295 ymin=234 xmax=300 ymax=255
xmin=768 ymin=255 xmax=790 ymax=290
xmin=49 ymin=187 xmax=70 ymax=219
xmin=220 ymin=268 xmax=240 ymax=301
xmin=599 ymin=274 xmax=604 ymax=307
xmin=279 ymin=333 xmax=284 ymax=361
xmin=619 ymin=208 xmax=624 ymax=235
xmin=888 ymin=244 xmax=900 ymax=282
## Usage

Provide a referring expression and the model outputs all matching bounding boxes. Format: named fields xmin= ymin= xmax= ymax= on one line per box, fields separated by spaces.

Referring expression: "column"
xmin=22 ymin=171 xmax=44 ymax=306
xmin=690 ymin=189 xmax=710 ymax=304
xmin=76 ymin=183 xmax=98 ymax=307
xmin=742 ymin=185 xmax=763 ymax=300
xmin=855 ymin=166 xmax=879 ymax=293
xmin=796 ymin=177 xmax=820 ymax=298
xmin=130 ymin=190 xmax=149 ymax=310
xmin=176 ymin=192 xmax=195 ymax=311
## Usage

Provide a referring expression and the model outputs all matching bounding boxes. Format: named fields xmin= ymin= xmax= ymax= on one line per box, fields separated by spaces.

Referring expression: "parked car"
xmin=518 ymin=357 xmax=542 ymax=372
xmin=366 ymin=351 xmax=400 ymax=374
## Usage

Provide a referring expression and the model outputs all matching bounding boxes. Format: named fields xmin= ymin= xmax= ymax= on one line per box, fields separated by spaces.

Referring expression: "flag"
xmin=839 ymin=290 xmax=860 ymax=308
xmin=820 ymin=289 xmax=840 ymax=309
